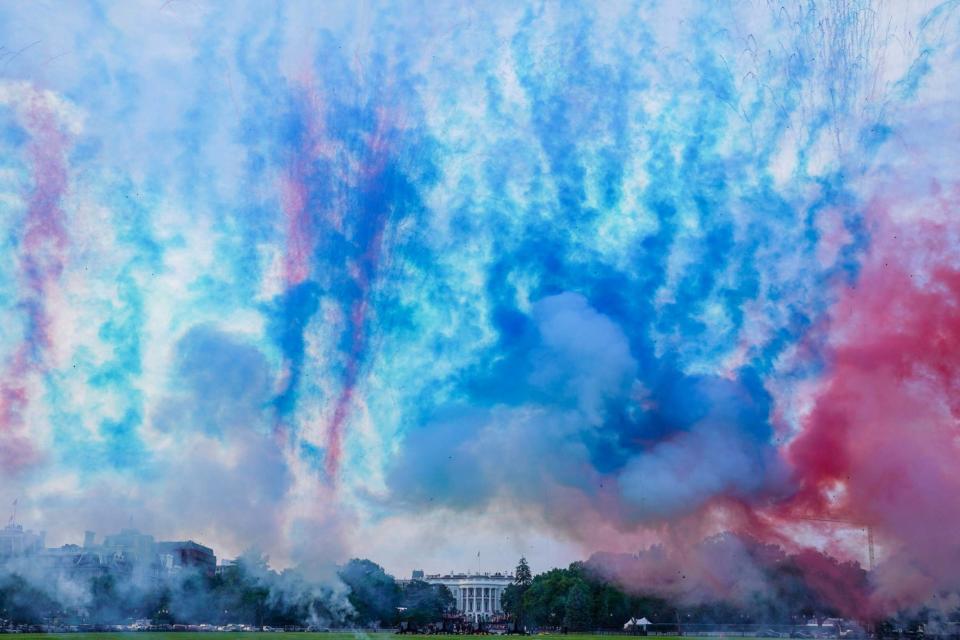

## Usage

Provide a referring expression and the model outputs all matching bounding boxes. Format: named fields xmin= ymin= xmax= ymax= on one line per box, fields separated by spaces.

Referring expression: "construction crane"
xmin=797 ymin=515 xmax=876 ymax=571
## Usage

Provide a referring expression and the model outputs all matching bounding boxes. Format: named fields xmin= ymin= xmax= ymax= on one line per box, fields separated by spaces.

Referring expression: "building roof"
xmin=425 ymin=571 xmax=513 ymax=581
xmin=156 ymin=540 xmax=214 ymax=555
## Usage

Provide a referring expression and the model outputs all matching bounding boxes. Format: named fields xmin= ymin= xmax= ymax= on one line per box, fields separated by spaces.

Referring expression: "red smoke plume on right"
xmin=782 ymin=174 xmax=960 ymax=616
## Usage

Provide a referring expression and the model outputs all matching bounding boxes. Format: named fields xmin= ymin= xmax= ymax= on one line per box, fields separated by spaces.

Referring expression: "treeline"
xmin=502 ymin=559 xmax=850 ymax=632
xmin=4 ymin=538 xmax=959 ymax=632
xmin=502 ymin=560 xmax=676 ymax=632
xmin=502 ymin=555 xmax=959 ymax=635
xmin=0 ymin=542 xmax=869 ymax=629
xmin=1 ymin=552 xmax=338 ymax=627
xmin=501 ymin=535 xmax=876 ymax=633
xmin=339 ymin=559 xmax=453 ymax=626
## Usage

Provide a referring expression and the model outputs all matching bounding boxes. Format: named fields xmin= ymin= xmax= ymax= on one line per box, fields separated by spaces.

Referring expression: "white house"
xmin=419 ymin=571 xmax=514 ymax=621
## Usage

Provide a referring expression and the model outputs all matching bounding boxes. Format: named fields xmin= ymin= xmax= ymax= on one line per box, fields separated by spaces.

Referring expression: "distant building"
xmin=102 ymin=529 xmax=160 ymax=579
xmin=420 ymin=571 xmax=513 ymax=622
xmin=0 ymin=522 xmax=44 ymax=560
xmin=3 ymin=517 xmax=221 ymax=584
xmin=40 ymin=544 xmax=107 ymax=581
xmin=103 ymin=529 xmax=156 ymax=564
xmin=216 ymin=558 xmax=241 ymax=578
xmin=156 ymin=540 xmax=216 ymax=576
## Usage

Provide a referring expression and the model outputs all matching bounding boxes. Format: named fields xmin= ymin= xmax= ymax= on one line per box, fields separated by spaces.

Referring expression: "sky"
xmin=0 ymin=0 xmax=959 ymax=612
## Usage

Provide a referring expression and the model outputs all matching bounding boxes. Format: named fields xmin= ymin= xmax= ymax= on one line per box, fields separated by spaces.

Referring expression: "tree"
xmin=505 ymin=557 xmax=533 ymax=631
xmin=338 ymin=558 xmax=400 ymax=627
xmin=516 ymin=557 xmax=532 ymax=587
xmin=523 ymin=567 xmax=581 ymax=629
xmin=502 ymin=584 xmax=522 ymax=620
xmin=398 ymin=580 xmax=454 ymax=625
xmin=0 ymin=573 xmax=59 ymax=624
xmin=89 ymin=574 xmax=119 ymax=623
xmin=563 ymin=580 xmax=593 ymax=631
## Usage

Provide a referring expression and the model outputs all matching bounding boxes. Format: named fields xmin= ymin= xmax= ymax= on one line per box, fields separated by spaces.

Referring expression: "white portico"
xmin=422 ymin=571 xmax=513 ymax=621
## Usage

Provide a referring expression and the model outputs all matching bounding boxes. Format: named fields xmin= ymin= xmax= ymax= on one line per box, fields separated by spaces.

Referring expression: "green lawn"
xmin=6 ymin=634 xmax=758 ymax=640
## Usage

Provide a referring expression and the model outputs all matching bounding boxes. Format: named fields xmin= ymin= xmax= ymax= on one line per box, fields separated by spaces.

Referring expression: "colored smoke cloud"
xmin=0 ymin=0 xmax=958 ymax=619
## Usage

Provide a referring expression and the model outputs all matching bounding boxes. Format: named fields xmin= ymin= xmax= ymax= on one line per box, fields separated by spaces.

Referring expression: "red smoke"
xmin=587 ymin=533 xmax=869 ymax=619
xmin=784 ymin=179 xmax=960 ymax=612
xmin=791 ymin=548 xmax=870 ymax=618
xmin=0 ymin=91 xmax=72 ymax=475
xmin=586 ymin=175 xmax=960 ymax=619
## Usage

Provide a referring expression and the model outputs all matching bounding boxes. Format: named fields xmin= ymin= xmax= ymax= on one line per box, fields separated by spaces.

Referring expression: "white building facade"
xmin=423 ymin=572 xmax=513 ymax=621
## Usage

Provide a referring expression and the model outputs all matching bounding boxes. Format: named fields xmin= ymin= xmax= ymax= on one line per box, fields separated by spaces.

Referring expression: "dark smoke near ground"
xmin=3 ymin=540 xmax=960 ymax=633
xmin=0 ymin=554 xmax=454 ymax=630
xmin=0 ymin=551 xmax=348 ymax=628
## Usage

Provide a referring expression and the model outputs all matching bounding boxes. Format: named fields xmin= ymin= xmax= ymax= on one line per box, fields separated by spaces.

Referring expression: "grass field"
xmin=1 ymin=635 xmax=753 ymax=640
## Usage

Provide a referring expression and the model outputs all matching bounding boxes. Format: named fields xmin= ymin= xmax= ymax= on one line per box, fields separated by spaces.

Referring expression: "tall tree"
xmin=515 ymin=558 xmax=532 ymax=587
xmin=563 ymin=580 xmax=593 ymax=631
xmin=338 ymin=558 xmax=401 ymax=627
xmin=398 ymin=580 xmax=455 ymax=625
xmin=523 ymin=567 xmax=581 ymax=629
xmin=506 ymin=557 xmax=533 ymax=631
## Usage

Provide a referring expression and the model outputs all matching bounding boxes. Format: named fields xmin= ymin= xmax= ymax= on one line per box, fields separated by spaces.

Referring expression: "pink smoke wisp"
xmin=0 ymin=89 xmax=73 ymax=476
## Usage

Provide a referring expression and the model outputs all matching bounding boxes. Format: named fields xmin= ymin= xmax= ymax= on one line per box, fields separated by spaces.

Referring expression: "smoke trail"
xmin=0 ymin=83 xmax=74 ymax=475
xmin=279 ymin=81 xmax=325 ymax=289
xmin=271 ymin=78 xmax=328 ymax=455
xmin=270 ymin=93 xmax=394 ymax=481
xmin=320 ymin=106 xmax=397 ymax=481
xmin=267 ymin=55 xmax=408 ymax=483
